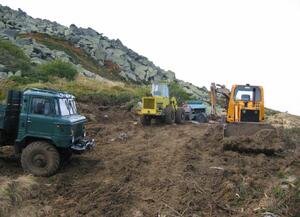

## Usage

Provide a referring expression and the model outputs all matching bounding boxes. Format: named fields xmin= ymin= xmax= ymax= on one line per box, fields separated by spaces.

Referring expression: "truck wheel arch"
xmin=20 ymin=136 xmax=55 ymax=151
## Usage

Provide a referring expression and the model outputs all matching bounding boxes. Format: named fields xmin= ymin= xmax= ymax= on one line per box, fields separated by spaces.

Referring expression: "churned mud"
xmin=0 ymin=103 xmax=299 ymax=217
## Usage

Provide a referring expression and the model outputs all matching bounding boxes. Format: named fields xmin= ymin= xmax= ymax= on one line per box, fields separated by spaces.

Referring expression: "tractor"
xmin=140 ymin=82 xmax=185 ymax=125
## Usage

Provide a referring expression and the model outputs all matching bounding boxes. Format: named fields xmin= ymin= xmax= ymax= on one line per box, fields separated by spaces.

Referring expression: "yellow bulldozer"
xmin=140 ymin=82 xmax=185 ymax=125
xmin=210 ymin=83 xmax=282 ymax=154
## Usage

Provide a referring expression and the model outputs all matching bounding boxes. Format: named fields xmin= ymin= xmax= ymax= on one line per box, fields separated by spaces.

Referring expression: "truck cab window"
xmin=31 ymin=98 xmax=51 ymax=115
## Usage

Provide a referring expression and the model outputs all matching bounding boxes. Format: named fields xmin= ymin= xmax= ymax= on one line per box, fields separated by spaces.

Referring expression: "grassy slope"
xmin=0 ymin=35 xmax=192 ymax=105
xmin=0 ymin=38 xmax=149 ymax=105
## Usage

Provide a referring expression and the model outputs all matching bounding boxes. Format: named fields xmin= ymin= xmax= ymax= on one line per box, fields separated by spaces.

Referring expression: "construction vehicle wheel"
xmin=21 ymin=141 xmax=60 ymax=177
xmin=196 ymin=113 xmax=208 ymax=123
xmin=165 ymin=106 xmax=175 ymax=124
xmin=175 ymin=108 xmax=185 ymax=124
xmin=141 ymin=115 xmax=151 ymax=126
xmin=185 ymin=112 xmax=192 ymax=121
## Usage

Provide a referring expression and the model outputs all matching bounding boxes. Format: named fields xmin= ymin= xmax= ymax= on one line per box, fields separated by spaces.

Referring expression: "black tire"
xmin=0 ymin=130 xmax=4 ymax=145
xmin=175 ymin=108 xmax=185 ymax=124
xmin=196 ymin=113 xmax=208 ymax=123
xmin=165 ymin=106 xmax=175 ymax=124
xmin=141 ymin=115 xmax=151 ymax=126
xmin=59 ymin=149 xmax=73 ymax=165
xmin=185 ymin=111 xmax=192 ymax=121
xmin=21 ymin=141 xmax=60 ymax=177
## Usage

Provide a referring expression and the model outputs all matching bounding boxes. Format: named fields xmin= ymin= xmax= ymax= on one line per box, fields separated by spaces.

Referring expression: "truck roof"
xmin=23 ymin=88 xmax=75 ymax=99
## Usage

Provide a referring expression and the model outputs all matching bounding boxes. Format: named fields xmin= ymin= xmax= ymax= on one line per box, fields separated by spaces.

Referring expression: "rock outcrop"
xmin=0 ymin=5 xmax=208 ymax=99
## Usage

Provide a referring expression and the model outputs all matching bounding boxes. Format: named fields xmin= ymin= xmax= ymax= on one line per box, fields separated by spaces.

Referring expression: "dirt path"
xmin=0 ymin=105 xmax=299 ymax=217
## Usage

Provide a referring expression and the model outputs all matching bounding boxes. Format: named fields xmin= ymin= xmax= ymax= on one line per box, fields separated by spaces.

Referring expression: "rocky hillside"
xmin=0 ymin=5 xmax=208 ymax=101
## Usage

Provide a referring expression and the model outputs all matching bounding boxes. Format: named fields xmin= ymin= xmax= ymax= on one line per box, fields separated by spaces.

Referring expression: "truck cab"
xmin=0 ymin=88 xmax=95 ymax=176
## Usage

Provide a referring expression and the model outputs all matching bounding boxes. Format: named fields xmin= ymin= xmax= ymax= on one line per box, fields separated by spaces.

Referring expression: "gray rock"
xmin=3 ymin=29 xmax=19 ymax=38
xmin=0 ymin=64 xmax=7 ymax=72
xmin=76 ymin=64 xmax=105 ymax=82
xmin=94 ymin=48 xmax=106 ymax=61
xmin=14 ymin=70 xmax=22 ymax=76
xmin=0 ymin=21 xmax=5 ymax=29
xmin=0 ymin=71 xmax=8 ymax=79
xmin=7 ymin=71 xmax=14 ymax=78
xmin=30 ymin=57 xmax=46 ymax=65
xmin=15 ymin=37 xmax=33 ymax=46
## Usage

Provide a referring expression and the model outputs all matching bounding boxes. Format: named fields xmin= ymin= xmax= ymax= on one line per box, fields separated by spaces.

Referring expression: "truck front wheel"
xmin=21 ymin=141 xmax=60 ymax=177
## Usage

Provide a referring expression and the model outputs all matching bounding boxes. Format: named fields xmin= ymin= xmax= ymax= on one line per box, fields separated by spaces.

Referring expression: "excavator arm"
xmin=210 ymin=83 xmax=230 ymax=119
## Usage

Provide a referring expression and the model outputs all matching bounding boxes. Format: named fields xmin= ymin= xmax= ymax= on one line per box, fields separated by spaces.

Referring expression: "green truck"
xmin=0 ymin=88 xmax=95 ymax=176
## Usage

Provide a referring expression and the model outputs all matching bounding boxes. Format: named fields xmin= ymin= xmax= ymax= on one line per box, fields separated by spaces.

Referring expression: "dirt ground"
xmin=0 ymin=103 xmax=299 ymax=217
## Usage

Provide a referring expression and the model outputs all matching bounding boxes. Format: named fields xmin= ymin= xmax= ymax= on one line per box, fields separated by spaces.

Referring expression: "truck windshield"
xmin=59 ymin=99 xmax=77 ymax=116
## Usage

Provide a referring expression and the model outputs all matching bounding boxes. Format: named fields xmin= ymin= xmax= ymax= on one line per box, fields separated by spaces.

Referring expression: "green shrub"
xmin=0 ymin=39 xmax=31 ymax=72
xmin=273 ymin=185 xmax=285 ymax=199
xmin=169 ymin=81 xmax=192 ymax=104
xmin=37 ymin=59 xmax=78 ymax=80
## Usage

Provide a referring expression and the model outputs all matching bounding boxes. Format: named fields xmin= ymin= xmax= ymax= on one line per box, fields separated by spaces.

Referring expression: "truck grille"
xmin=72 ymin=123 xmax=83 ymax=140
xmin=143 ymin=98 xmax=155 ymax=109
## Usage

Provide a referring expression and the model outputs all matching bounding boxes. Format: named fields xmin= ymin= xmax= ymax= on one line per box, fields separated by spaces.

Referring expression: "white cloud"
xmin=1 ymin=0 xmax=300 ymax=115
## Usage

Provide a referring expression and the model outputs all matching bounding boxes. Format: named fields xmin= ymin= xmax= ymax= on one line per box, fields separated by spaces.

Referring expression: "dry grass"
xmin=0 ymin=176 xmax=38 ymax=217
xmin=267 ymin=112 xmax=300 ymax=128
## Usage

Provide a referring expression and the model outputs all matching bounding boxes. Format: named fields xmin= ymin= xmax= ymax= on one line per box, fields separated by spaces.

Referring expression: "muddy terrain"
xmin=0 ymin=103 xmax=299 ymax=217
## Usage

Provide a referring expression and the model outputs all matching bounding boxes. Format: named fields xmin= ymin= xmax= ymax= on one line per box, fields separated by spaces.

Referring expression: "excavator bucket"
xmin=222 ymin=122 xmax=283 ymax=155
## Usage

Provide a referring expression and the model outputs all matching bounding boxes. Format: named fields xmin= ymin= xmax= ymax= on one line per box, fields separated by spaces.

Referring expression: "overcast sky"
xmin=1 ymin=0 xmax=300 ymax=115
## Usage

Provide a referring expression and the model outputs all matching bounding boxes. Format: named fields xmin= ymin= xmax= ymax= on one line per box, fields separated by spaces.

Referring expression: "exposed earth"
xmin=0 ymin=103 xmax=299 ymax=217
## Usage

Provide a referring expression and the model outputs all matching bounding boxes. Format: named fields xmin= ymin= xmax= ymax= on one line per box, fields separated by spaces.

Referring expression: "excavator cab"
xmin=227 ymin=84 xmax=264 ymax=123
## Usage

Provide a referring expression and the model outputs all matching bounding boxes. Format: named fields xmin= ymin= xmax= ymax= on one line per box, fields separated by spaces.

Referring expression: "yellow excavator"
xmin=210 ymin=83 xmax=282 ymax=154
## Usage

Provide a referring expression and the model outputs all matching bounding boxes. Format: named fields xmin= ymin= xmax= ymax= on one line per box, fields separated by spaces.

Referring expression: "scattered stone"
xmin=262 ymin=212 xmax=277 ymax=217
xmin=118 ymin=132 xmax=128 ymax=142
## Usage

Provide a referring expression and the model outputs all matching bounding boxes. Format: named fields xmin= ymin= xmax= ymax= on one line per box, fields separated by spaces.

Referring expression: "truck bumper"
xmin=70 ymin=138 xmax=95 ymax=154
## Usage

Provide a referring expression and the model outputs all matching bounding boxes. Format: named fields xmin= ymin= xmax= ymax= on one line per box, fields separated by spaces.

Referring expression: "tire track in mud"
xmin=0 ymin=105 xmax=299 ymax=217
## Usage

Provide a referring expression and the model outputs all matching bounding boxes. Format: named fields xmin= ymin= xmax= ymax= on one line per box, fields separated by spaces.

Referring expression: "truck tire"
xmin=196 ymin=113 xmax=208 ymax=123
xmin=165 ymin=106 xmax=175 ymax=124
xmin=141 ymin=115 xmax=151 ymax=126
xmin=0 ymin=130 xmax=4 ymax=146
xmin=175 ymin=108 xmax=185 ymax=124
xmin=21 ymin=141 xmax=60 ymax=177
xmin=59 ymin=149 xmax=73 ymax=165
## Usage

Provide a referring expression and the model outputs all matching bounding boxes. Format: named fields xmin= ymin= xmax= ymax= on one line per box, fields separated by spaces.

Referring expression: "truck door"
xmin=26 ymin=97 xmax=55 ymax=138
